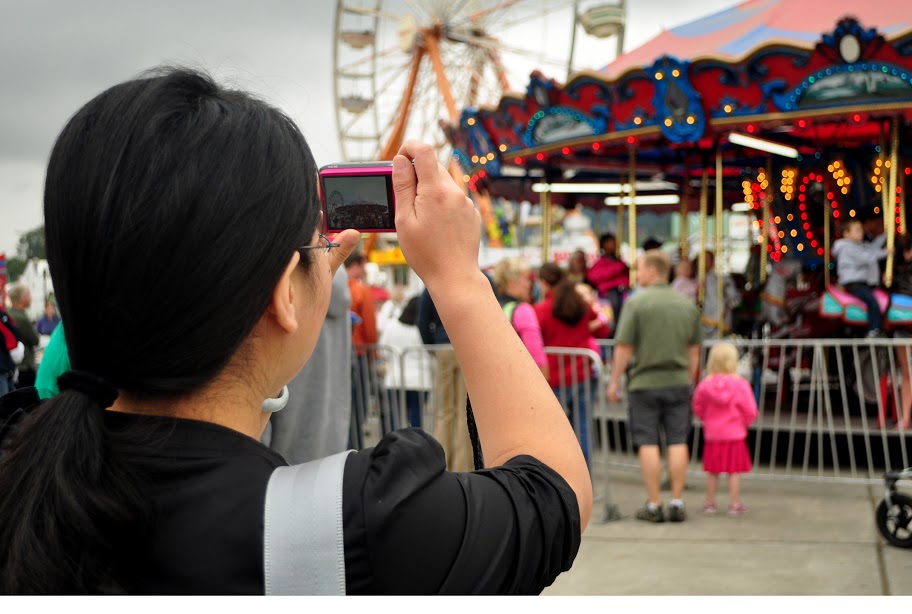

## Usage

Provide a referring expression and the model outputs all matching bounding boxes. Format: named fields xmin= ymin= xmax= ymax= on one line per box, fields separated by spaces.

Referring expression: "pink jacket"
xmin=692 ymin=374 xmax=758 ymax=441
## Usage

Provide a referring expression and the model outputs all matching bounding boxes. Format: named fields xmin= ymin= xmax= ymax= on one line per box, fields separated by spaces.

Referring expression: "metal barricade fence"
xmin=353 ymin=344 xmax=606 ymax=453
xmin=597 ymin=337 xmax=912 ymax=484
xmin=354 ymin=337 xmax=912 ymax=494
xmin=353 ymin=343 xmax=617 ymax=506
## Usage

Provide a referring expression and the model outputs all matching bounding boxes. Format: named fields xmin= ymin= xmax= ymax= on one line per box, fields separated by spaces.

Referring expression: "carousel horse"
xmin=820 ymin=286 xmax=912 ymax=427
xmin=819 ymin=286 xmax=912 ymax=327
xmin=759 ymin=259 xmax=818 ymax=336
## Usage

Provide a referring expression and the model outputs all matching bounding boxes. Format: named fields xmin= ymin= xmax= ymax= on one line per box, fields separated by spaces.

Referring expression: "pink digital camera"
xmin=319 ymin=162 xmax=396 ymax=233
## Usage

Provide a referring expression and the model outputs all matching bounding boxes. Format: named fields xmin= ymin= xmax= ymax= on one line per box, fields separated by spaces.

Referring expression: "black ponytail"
xmin=0 ymin=67 xmax=321 ymax=593
xmin=0 ymin=391 xmax=151 ymax=593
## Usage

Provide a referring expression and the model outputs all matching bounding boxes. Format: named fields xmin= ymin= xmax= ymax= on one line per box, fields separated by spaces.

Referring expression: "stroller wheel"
xmin=877 ymin=493 xmax=912 ymax=548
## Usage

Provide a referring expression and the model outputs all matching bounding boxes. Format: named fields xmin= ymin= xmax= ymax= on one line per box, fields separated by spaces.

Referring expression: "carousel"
xmin=442 ymin=0 xmax=912 ymax=339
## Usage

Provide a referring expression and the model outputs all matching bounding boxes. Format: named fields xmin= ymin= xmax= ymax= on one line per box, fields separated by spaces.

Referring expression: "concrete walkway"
xmin=544 ymin=469 xmax=912 ymax=595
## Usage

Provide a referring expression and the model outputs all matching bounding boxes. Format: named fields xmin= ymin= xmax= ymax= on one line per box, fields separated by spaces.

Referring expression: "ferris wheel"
xmin=333 ymin=0 xmax=623 ymax=163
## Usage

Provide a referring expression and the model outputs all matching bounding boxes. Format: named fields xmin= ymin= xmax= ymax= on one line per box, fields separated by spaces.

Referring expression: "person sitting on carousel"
xmin=586 ymin=233 xmax=629 ymax=326
xmin=832 ymin=218 xmax=892 ymax=338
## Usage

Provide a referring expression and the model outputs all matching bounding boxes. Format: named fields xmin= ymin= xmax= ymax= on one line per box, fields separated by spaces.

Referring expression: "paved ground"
xmin=543 ymin=468 xmax=912 ymax=595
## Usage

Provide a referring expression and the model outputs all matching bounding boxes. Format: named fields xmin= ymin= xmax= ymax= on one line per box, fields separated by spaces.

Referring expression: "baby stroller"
xmin=876 ymin=468 xmax=912 ymax=548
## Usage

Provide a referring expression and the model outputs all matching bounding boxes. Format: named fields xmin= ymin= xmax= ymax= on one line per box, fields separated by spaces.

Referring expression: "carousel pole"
xmin=715 ymin=147 xmax=724 ymax=337
xmin=616 ymin=205 xmax=625 ymax=259
xmin=824 ymin=201 xmax=831 ymax=287
xmin=680 ymin=175 xmax=691 ymax=262
xmin=628 ymin=146 xmax=638 ymax=288
xmin=697 ymin=166 xmax=709 ymax=307
xmin=902 ymin=167 xmax=908 ymax=237
xmin=761 ymin=157 xmax=772 ymax=285
xmin=881 ymin=123 xmax=891 ymax=260
xmin=541 ymin=185 xmax=553 ymax=265
xmin=887 ymin=118 xmax=900 ymax=288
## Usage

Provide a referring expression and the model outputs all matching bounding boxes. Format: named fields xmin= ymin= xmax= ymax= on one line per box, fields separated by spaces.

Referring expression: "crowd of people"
xmin=0 ymin=285 xmax=60 ymax=394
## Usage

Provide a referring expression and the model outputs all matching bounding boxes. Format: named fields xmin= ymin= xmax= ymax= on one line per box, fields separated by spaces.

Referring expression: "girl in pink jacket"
xmin=693 ymin=343 xmax=758 ymax=516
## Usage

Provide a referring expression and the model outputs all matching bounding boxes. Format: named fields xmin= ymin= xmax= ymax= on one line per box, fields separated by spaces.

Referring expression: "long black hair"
xmin=0 ymin=67 xmax=321 ymax=593
xmin=539 ymin=263 xmax=587 ymax=326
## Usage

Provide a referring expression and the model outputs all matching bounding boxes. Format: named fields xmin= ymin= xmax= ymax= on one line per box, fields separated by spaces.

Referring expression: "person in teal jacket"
xmin=35 ymin=322 xmax=69 ymax=399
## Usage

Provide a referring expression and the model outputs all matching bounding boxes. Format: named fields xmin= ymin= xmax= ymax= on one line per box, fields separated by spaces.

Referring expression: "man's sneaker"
xmin=703 ymin=501 xmax=717 ymax=515
xmin=728 ymin=502 xmax=749 ymax=516
xmin=667 ymin=503 xmax=687 ymax=522
xmin=635 ymin=504 xmax=665 ymax=523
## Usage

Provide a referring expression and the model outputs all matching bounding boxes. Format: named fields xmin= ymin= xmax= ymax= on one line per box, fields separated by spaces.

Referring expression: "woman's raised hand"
xmin=392 ymin=141 xmax=481 ymax=289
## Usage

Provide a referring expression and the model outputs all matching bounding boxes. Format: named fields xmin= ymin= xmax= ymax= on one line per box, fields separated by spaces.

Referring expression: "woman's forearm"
xmin=428 ymin=272 xmax=592 ymax=528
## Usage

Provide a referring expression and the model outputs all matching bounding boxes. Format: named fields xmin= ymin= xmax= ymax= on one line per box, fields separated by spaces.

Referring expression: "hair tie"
xmin=57 ymin=370 xmax=119 ymax=408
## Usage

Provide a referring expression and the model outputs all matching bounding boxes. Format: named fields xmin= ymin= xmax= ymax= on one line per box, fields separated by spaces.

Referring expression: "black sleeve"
xmin=342 ymin=428 xmax=581 ymax=595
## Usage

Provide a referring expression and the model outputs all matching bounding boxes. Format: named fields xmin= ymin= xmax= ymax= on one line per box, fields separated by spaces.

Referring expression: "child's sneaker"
xmin=728 ymin=502 xmax=749 ymax=516
xmin=703 ymin=501 xmax=717 ymax=515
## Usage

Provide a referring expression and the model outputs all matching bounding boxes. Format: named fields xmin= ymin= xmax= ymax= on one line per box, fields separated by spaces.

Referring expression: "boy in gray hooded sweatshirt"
xmin=832 ymin=218 xmax=892 ymax=337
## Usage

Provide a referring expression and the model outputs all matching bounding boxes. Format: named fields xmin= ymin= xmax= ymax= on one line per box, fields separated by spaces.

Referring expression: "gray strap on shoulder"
xmin=263 ymin=450 xmax=354 ymax=595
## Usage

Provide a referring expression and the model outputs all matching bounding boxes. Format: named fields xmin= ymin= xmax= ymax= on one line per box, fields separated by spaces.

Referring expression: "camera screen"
xmin=322 ymin=174 xmax=395 ymax=232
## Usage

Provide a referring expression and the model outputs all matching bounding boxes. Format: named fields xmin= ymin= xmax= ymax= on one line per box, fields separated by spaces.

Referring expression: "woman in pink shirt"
xmin=492 ymin=258 xmax=549 ymax=380
xmin=693 ymin=343 xmax=758 ymax=516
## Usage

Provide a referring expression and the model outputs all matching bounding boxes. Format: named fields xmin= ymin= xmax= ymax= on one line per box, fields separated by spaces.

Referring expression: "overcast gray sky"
xmin=0 ymin=0 xmax=738 ymax=257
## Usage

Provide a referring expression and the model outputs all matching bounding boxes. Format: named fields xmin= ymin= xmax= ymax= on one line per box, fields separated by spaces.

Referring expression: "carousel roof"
xmin=441 ymin=3 xmax=912 ymax=264
xmin=443 ymin=8 xmax=912 ymax=187
xmin=603 ymin=0 xmax=912 ymax=78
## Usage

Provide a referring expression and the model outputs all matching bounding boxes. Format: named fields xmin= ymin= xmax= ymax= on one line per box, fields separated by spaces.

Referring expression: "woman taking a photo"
xmin=0 ymin=68 xmax=590 ymax=595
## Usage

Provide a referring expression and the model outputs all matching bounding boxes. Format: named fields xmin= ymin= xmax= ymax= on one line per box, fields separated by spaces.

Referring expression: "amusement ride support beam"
xmin=697 ymin=166 xmax=709 ymax=307
xmin=425 ymin=32 xmax=459 ymax=124
xmin=371 ymin=44 xmax=426 ymax=258
xmin=616 ymin=204 xmax=624 ymax=260
xmin=887 ymin=118 xmax=900 ymax=288
xmin=425 ymin=29 xmax=503 ymax=247
xmin=379 ymin=46 xmax=425 ymax=160
xmin=628 ymin=146 xmax=637 ymax=288
xmin=902 ymin=163 xmax=908 ymax=237
xmin=541 ymin=186 xmax=552 ymax=264
xmin=761 ymin=157 xmax=772 ymax=285
xmin=680 ymin=176 xmax=690 ymax=262
xmin=715 ymin=147 xmax=724 ymax=337
xmin=824 ymin=200 xmax=830 ymax=288
xmin=487 ymin=45 xmax=512 ymax=96
xmin=881 ymin=123 xmax=891 ymax=286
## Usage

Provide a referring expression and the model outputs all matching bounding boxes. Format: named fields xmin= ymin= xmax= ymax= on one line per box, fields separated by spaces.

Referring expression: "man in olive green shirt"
xmin=607 ymin=250 xmax=702 ymax=522
xmin=7 ymin=284 xmax=40 ymax=388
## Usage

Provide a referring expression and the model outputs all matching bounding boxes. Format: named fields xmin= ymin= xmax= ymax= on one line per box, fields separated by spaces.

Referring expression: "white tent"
xmin=15 ymin=259 xmax=53 ymax=322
